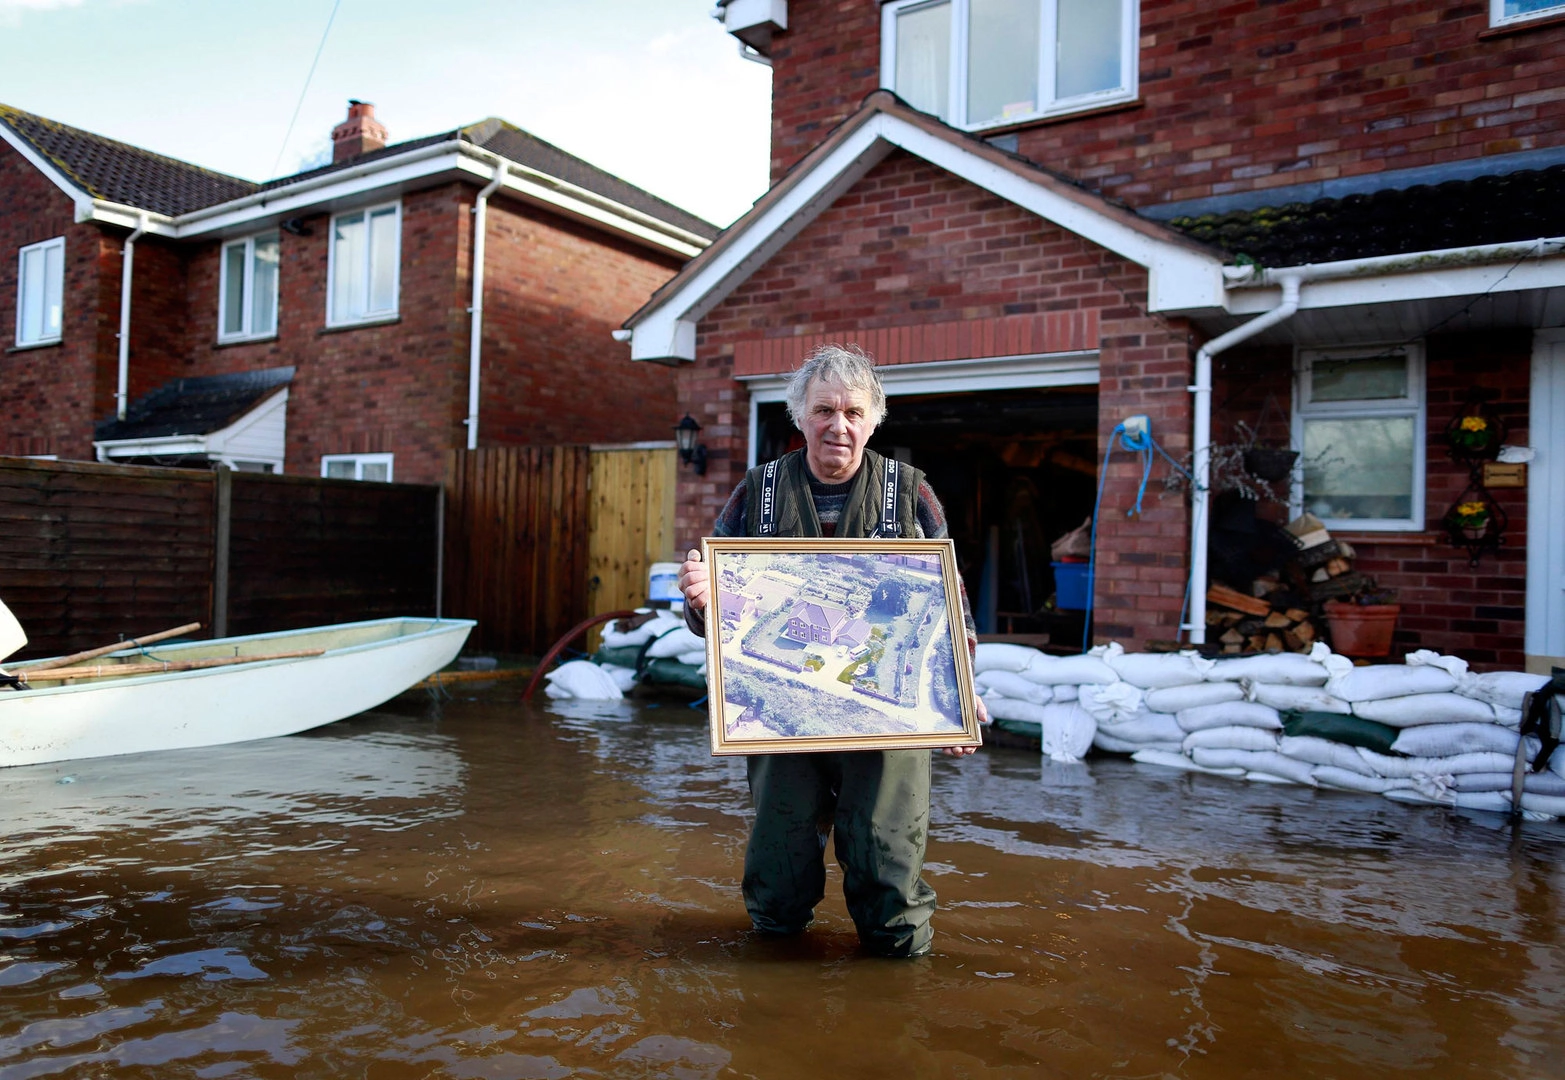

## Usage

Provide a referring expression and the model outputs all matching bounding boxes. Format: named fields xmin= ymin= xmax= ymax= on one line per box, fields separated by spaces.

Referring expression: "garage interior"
xmin=754 ymin=385 xmax=1099 ymax=652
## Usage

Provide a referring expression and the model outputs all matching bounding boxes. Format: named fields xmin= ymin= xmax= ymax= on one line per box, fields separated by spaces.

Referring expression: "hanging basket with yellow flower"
xmin=1450 ymin=500 xmax=1490 ymax=539
xmin=1450 ymin=415 xmax=1492 ymax=451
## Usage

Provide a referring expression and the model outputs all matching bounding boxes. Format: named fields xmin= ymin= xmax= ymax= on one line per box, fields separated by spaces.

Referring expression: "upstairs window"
xmin=1491 ymin=0 xmax=1565 ymax=28
xmin=218 ymin=232 xmax=279 ymax=342
xmin=322 ymin=453 xmax=393 ymax=482
xmin=1293 ymin=345 xmax=1425 ymax=532
xmin=16 ymin=237 xmax=64 ymax=347
xmin=881 ymin=0 xmax=1138 ymax=130
xmin=328 ymin=202 xmax=400 ymax=326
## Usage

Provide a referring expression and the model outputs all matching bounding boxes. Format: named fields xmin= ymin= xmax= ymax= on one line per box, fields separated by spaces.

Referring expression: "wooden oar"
xmin=11 ymin=622 xmax=204 ymax=673
xmin=18 ymin=648 xmax=324 ymax=683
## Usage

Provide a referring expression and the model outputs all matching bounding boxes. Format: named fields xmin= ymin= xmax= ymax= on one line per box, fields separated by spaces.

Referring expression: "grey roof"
xmin=2 ymin=104 xmax=718 ymax=239
xmin=95 ymin=367 xmax=295 ymax=442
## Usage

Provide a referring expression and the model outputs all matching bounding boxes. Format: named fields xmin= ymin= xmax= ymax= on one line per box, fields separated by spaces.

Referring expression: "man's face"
xmin=802 ymin=378 xmax=876 ymax=483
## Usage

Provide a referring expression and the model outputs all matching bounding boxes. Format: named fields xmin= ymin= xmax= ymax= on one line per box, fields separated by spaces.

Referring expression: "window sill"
xmin=6 ymin=339 xmax=63 ymax=355
xmin=214 ymin=333 xmax=279 ymax=349
xmin=1333 ymin=531 xmax=1445 ymax=547
xmin=319 ymin=315 xmax=401 ymax=336
xmin=1479 ymin=10 xmax=1565 ymax=38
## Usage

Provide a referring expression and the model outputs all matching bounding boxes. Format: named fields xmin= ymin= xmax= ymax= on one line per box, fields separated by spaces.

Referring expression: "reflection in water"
xmin=0 ymin=684 xmax=1560 ymax=1078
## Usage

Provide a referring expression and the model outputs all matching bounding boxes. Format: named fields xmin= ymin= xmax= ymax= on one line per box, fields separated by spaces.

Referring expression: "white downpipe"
xmin=115 ymin=213 xmax=149 ymax=422
xmin=465 ymin=159 xmax=507 ymax=451
xmin=1185 ymin=274 xmax=1302 ymax=645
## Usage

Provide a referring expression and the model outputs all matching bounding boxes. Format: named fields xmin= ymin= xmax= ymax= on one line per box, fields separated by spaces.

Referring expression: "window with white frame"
xmin=218 ymin=232 xmax=279 ymax=342
xmin=15 ymin=237 xmax=64 ymax=347
xmin=1491 ymin=0 xmax=1565 ymax=28
xmin=328 ymin=202 xmax=400 ymax=326
xmin=322 ymin=453 xmax=393 ymax=482
xmin=1293 ymin=345 xmax=1425 ymax=531
xmin=881 ymin=0 xmax=1138 ymax=130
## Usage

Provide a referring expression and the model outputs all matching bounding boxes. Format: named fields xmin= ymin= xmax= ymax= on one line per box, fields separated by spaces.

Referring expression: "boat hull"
xmin=0 ymin=617 xmax=474 ymax=768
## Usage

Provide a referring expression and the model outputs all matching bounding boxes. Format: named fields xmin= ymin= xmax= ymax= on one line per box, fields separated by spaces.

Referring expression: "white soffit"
xmin=628 ymin=111 xmax=1226 ymax=362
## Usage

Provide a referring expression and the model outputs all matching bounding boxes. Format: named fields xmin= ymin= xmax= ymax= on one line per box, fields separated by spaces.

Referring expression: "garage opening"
xmin=754 ymin=385 xmax=1098 ymax=651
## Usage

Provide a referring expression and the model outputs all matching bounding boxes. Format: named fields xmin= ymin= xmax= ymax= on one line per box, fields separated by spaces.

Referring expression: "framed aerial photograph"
xmin=700 ymin=537 xmax=981 ymax=755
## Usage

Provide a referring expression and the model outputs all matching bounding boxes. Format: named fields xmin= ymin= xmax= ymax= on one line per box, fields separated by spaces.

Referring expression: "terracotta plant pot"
xmin=1323 ymin=600 xmax=1400 ymax=658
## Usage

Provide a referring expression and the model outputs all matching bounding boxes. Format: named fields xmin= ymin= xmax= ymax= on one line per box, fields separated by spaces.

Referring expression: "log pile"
xmin=1204 ymin=514 xmax=1365 ymax=655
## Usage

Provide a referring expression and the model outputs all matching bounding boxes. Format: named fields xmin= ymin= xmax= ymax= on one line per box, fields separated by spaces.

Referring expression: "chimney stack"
xmin=331 ymin=100 xmax=388 ymax=163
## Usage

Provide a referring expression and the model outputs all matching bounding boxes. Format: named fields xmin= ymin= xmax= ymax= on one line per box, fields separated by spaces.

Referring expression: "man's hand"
xmin=678 ymin=549 xmax=710 ymax=611
xmin=941 ymin=694 xmax=989 ymax=757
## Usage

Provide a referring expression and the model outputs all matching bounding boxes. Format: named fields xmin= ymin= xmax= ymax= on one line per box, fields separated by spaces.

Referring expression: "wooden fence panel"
xmin=444 ymin=446 xmax=592 ymax=655
xmin=225 ymin=472 xmax=441 ymax=637
xmin=0 ymin=458 xmax=215 ymax=660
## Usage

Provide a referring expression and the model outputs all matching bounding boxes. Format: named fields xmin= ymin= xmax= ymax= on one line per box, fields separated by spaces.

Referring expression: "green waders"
xmin=743 ymin=749 xmax=936 ymax=957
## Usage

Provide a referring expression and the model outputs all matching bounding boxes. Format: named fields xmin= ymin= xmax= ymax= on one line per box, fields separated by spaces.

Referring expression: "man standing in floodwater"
xmin=677 ymin=344 xmax=987 ymax=958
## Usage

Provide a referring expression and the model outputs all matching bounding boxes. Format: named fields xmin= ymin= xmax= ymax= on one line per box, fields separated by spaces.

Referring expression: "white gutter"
xmin=466 ymin=157 xmax=508 ymax=450
xmin=1185 ymin=273 xmax=1301 ymax=646
xmin=115 ymin=212 xmax=149 ymax=422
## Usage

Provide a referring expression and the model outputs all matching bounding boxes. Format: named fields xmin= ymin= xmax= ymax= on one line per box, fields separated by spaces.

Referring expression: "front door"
xmin=1528 ymin=330 xmax=1565 ymax=673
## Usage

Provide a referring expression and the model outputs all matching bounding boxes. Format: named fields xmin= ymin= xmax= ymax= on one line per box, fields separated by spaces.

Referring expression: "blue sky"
xmin=0 ymin=0 xmax=774 ymax=226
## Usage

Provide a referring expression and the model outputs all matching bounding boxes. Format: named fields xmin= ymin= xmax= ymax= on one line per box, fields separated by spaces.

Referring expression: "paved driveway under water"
xmin=0 ymin=681 xmax=1561 ymax=1079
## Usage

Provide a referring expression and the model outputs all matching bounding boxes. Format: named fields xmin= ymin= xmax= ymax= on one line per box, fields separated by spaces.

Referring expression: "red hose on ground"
xmin=521 ymin=610 xmax=639 ymax=702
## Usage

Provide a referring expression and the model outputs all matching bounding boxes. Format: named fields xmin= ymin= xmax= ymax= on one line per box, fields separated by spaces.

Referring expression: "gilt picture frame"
xmin=700 ymin=537 xmax=980 ymax=755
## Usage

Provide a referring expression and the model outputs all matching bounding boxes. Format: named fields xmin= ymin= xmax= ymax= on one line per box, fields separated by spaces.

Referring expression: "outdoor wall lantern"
xmin=675 ymin=414 xmax=708 ymax=475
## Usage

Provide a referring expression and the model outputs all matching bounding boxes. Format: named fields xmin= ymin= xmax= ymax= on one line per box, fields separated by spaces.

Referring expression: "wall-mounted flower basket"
xmin=1444 ymin=392 xmax=1508 ymax=464
xmin=1442 ymin=392 xmax=1509 ymax=565
xmin=1242 ymin=447 xmax=1299 ymax=482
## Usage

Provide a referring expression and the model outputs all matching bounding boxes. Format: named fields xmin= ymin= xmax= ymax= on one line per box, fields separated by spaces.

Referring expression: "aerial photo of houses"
xmin=710 ymin=546 xmax=966 ymax=744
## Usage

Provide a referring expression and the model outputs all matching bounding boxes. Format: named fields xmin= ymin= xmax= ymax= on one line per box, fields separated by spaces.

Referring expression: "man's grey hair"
xmin=783 ymin=344 xmax=888 ymax=430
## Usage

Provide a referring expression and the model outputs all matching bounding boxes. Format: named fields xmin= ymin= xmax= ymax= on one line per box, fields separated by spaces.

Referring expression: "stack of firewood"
xmin=1202 ymin=514 xmax=1363 ymax=655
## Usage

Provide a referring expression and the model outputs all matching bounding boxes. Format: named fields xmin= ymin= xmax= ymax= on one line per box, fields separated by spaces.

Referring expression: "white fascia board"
xmin=742 ymin=351 xmax=1101 ymax=399
xmin=875 ymin=114 xmax=1226 ymax=312
xmin=630 ymin=124 xmax=897 ymax=361
xmin=627 ymin=113 xmax=1226 ymax=361
xmin=95 ymin=434 xmax=211 ymax=459
xmin=1227 ymin=255 xmax=1565 ymax=315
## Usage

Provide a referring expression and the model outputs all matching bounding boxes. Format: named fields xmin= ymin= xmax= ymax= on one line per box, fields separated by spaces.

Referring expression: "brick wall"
xmin=0 ymin=141 xmax=113 ymax=460
xmin=767 ymin=0 xmax=1565 ymax=207
xmin=680 ymin=151 xmax=1193 ymax=649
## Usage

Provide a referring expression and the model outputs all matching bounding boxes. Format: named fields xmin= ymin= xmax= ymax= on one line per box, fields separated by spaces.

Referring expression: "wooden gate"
xmin=443 ymin=446 xmax=592 ymax=655
xmin=587 ymin=445 xmax=677 ymax=631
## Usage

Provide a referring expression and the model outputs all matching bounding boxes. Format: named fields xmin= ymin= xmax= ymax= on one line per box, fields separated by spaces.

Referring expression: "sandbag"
xmin=1182 ymin=726 xmax=1280 ymax=754
xmin=1355 ymin=748 xmax=1516 ymax=779
xmin=973 ymin=643 xmax=1045 ymax=673
xmin=1453 ymin=791 xmax=1565 ymax=818
xmin=981 ymin=696 xmax=1050 ymax=726
xmin=1176 ymin=701 xmax=1282 ymax=733
xmin=599 ymin=663 xmax=640 ymax=693
xmin=1327 ymin=665 xmax=1458 ymax=703
xmin=1189 ymin=747 xmax=1316 ymax=785
xmin=1130 ymin=748 xmax=1246 ymax=776
xmin=646 ymin=625 xmax=707 ymax=659
xmin=1404 ymin=649 xmax=1470 ymax=679
xmin=543 ymin=660 xmax=624 ymax=700
xmin=600 ymin=610 xmax=680 ymax=648
xmin=1078 ymin=682 xmax=1145 ymax=725
xmin=1247 ymin=682 xmax=1351 ymax=715
xmin=1390 ymin=722 xmax=1529 ymax=759
xmin=1094 ymin=732 xmax=1182 ymax=755
xmin=1040 ymin=702 xmax=1096 ymax=763
xmin=1311 ymin=766 xmax=1408 ymax=794
xmin=1097 ymin=708 xmax=1183 ymax=746
xmin=1351 ymin=693 xmax=1497 ymax=728
xmin=1099 ymin=643 xmax=1213 ymax=689
xmin=1450 ymin=771 xmax=1565 ymax=796
xmin=593 ymin=645 xmax=646 ymax=669
xmin=1492 ymin=705 xmax=1523 ymax=729
xmin=975 ymin=669 xmax=1052 ymax=704
xmin=1144 ymin=682 xmax=1245 ymax=713
xmin=1457 ymin=670 xmax=1551 ymax=710
xmin=1022 ymin=653 xmax=1118 ymax=686
xmin=675 ymin=649 xmax=708 ymax=667
xmin=1553 ymin=746 xmax=1565 ymax=779
xmin=1054 ymin=684 xmax=1079 ymax=703
xmin=642 ymin=657 xmax=709 ymax=690
xmin=1279 ymin=735 xmax=1376 ymax=774
xmin=1207 ymin=653 xmax=1330 ymax=686
xmin=1281 ymin=711 xmax=1400 ymax=753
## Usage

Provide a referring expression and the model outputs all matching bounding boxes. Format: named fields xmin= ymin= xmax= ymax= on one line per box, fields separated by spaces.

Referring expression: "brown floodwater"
xmin=1 ymin=679 xmax=1562 ymax=1079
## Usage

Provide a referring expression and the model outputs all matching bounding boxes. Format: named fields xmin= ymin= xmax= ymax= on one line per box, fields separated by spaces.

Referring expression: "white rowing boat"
xmin=0 ymin=616 xmax=475 ymax=768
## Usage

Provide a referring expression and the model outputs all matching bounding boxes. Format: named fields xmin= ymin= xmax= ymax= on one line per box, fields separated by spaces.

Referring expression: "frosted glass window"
xmin=329 ymin=202 xmax=400 ymax=325
xmin=219 ymin=233 xmax=279 ymax=341
xmin=16 ymin=237 xmax=64 ymax=347
xmin=895 ymin=1 xmax=952 ymax=121
xmin=967 ymin=0 xmax=1039 ymax=126
xmin=1301 ymin=416 xmax=1415 ymax=522
xmin=1056 ymin=0 xmax=1122 ymax=99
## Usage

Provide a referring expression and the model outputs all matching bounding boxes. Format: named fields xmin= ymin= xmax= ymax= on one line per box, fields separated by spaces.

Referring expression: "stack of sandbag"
xmin=972 ymin=645 xmax=1104 ymax=763
xmin=591 ymin=609 xmax=708 ymax=693
xmin=971 ymin=639 xmax=1564 ymax=819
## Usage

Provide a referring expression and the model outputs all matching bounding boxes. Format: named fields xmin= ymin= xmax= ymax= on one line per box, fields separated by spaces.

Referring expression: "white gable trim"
xmin=626 ymin=111 xmax=1228 ymax=362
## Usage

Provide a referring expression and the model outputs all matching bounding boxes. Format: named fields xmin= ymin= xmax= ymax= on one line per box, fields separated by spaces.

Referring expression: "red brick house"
xmin=1 ymin=101 xmax=717 ymax=484
xmin=623 ymin=0 xmax=1565 ymax=673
